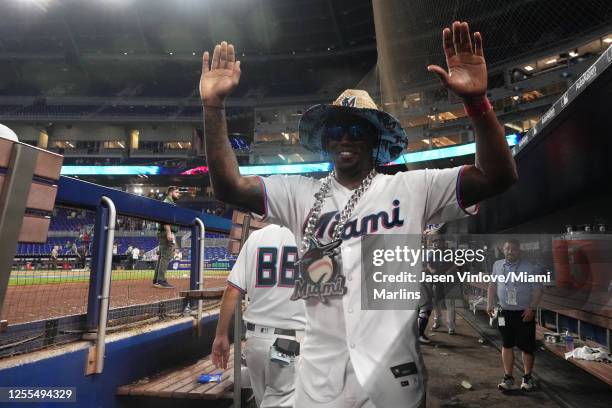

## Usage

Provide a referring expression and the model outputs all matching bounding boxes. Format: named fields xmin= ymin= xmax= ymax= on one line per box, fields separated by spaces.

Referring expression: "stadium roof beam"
xmin=0 ymin=44 xmax=376 ymax=63
xmin=325 ymin=0 xmax=345 ymax=49
xmin=0 ymin=38 xmax=21 ymax=79
xmin=60 ymin=15 xmax=91 ymax=79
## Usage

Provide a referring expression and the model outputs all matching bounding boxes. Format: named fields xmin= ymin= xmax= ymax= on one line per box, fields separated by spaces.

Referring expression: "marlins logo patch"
xmin=341 ymin=96 xmax=357 ymax=107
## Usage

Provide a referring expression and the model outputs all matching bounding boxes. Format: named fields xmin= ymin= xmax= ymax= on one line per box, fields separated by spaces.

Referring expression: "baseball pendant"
xmin=291 ymin=236 xmax=347 ymax=303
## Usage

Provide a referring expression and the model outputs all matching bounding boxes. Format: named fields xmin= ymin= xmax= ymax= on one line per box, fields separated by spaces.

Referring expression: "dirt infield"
xmin=1 ymin=276 xmax=227 ymax=325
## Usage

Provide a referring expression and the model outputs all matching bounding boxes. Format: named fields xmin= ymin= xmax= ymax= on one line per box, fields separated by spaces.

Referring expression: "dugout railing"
xmin=0 ymin=173 xmax=231 ymax=366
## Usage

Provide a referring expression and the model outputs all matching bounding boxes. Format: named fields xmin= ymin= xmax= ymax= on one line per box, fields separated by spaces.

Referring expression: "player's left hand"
xmin=522 ymin=308 xmax=535 ymax=322
xmin=211 ymin=335 xmax=230 ymax=369
xmin=427 ymin=21 xmax=487 ymax=102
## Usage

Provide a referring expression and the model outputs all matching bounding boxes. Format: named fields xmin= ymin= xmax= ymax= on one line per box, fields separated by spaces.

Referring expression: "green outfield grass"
xmin=8 ymin=269 xmax=229 ymax=286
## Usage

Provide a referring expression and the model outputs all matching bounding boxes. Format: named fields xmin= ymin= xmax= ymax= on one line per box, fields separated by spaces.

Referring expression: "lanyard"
xmin=503 ymin=261 xmax=520 ymax=288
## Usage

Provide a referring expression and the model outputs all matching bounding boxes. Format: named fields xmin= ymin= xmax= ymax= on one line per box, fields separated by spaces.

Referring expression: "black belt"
xmin=246 ymin=322 xmax=296 ymax=336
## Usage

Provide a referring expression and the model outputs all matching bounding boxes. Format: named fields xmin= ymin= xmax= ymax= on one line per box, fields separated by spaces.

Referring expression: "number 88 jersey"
xmin=227 ymin=224 xmax=306 ymax=330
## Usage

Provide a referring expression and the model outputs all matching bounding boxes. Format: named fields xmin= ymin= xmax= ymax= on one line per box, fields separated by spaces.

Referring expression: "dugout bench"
xmin=466 ymin=282 xmax=612 ymax=386
xmin=116 ymin=341 xmax=244 ymax=401
xmin=117 ymin=211 xmax=265 ymax=406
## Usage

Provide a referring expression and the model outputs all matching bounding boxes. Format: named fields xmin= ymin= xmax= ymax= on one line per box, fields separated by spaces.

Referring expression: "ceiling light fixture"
xmin=504 ymin=123 xmax=523 ymax=132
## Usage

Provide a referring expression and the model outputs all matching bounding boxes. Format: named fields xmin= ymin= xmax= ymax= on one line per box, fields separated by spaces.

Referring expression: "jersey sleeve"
xmin=422 ymin=165 xmax=479 ymax=225
xmin=227 ymin=236 xmax=252 ymax=293
xmin=254 ymin=174 xmax=316 ymax=233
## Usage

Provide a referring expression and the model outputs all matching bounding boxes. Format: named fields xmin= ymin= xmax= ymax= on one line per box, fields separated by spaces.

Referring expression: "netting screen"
xmin=362 ymin=0 xmax=612 ymax=115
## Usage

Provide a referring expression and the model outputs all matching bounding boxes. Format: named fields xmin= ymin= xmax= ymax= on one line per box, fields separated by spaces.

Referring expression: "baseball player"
xmin=211 ymin=224 xmax=305 ymax=408
xmin=200 ymin=21 xmax=518 ymax=407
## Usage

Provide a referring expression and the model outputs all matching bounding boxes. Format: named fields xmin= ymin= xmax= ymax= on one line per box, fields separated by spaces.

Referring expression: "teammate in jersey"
xmin=200 ymin=21 xmax=517 ymax=408
xmin=212 ymin=224 xmax=305 ymax=408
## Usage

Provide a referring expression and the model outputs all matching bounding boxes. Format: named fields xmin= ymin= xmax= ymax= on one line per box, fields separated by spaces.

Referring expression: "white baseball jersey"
xmin=256 ymin=165 xmax=478 ymax=408
xmin=227 ymin=224 xmax=306 ymax=330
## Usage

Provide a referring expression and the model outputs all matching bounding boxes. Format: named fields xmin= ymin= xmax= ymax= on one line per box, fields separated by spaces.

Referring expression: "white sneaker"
xmin=498 ymin=375 xmax=517 ymax=391
xmin=432 ymin=321 xmax=441 ymax=330
xmin=419 ymin=335 xmax=432 ymax=344
xmin=521 ymin=375 xmax=536 ymax=391
xmin=448 ymin=328 xmax=456 ymax=335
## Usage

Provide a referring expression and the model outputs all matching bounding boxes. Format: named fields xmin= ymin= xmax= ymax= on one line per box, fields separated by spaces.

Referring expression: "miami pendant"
xmin=291 ymin=236 xmax=347 ymax=303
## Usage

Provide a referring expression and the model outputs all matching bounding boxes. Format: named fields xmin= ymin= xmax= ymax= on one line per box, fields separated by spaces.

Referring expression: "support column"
xmin=0 ymin=144 xmax=38 ymax=315
xmin=86 ymin=201 xmax=110 ymax=331
xmin=233 ymin=214 xmax=250 ymax=408
xmin=38 ymin=130 xmax=49 ymax=149
xmin=129 ymin=129 xmax=139 ymax=152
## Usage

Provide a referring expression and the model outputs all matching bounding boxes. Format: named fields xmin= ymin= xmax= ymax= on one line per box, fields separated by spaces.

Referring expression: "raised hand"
xmin=199 ymin=41 xmax=241 ymax=107
xmin=427 ymin=21 xmax=487 ymax=102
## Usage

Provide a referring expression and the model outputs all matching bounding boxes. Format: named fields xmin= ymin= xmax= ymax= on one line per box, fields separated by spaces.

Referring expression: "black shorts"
xmin=498 ymin=310 xmax=536 ymax=354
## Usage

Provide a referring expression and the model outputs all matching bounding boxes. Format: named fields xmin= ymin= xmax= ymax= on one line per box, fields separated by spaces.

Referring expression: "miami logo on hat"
xmin=341 ymin=96 xmax=357 ymax=107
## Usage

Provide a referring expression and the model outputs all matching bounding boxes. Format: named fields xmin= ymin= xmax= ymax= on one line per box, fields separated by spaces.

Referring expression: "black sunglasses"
xmin=324 ymin=123 xmax=375 ymax=143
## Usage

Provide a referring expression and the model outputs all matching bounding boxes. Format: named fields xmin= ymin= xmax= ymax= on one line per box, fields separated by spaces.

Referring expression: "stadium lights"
xmin=19 ymin=0 xmax=51 ymax=8
xmin=61 ymin=165 xmax=161 ymax=176
xmin=118 ymin=142 xmax=125 ymax=148
xmin=545 ymin=58 xmax=557 ymax=65
xmin=61 ymin=137 xmax=519 ymax=176
xmin=523 ymin=65 xmax=534 ymax=71
xmin=390 ymin=135 xmax=518 ymax=165
xmin=604 ymin=37 xmax=612 ymax=44
xmin=569 ymin=51 xmax=579 ymax=58
xmin=504 ymin=123 xmax=523 ymax=132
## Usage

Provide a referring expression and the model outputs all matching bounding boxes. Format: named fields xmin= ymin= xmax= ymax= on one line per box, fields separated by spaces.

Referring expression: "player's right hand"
xmin=199 ymin=41 xmax=241 ymax=107
xmin=211 ymin=335 xmax=231 ymax=369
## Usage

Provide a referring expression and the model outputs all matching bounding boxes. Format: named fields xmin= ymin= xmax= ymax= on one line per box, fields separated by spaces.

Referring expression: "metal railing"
xmin=0 ymin=176 xmax=231 ymax=360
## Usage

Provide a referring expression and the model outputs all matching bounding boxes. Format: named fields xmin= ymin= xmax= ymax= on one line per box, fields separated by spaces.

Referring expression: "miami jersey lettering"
xmin=255 ymin=246 xmax=298 ymax=287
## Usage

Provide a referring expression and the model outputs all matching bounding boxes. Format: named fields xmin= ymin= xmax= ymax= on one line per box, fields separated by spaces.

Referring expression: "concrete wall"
xmin=1 ymin=123 xmax=195 ymax=143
